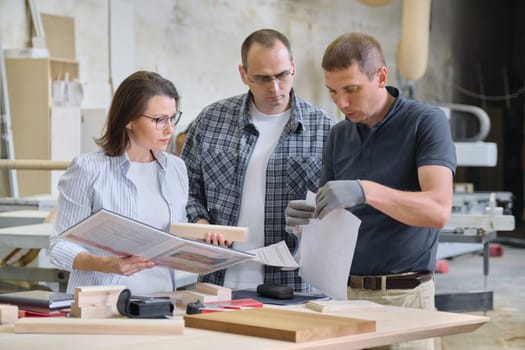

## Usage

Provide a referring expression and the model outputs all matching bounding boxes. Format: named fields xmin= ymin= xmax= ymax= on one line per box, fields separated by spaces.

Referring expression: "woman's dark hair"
xmin=95 ymin=71 xmax=180 ymax=156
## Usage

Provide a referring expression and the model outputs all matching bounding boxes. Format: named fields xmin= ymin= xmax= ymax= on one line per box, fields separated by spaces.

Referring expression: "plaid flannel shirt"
xmin=181 ymin=89 xmax=334 ymax=291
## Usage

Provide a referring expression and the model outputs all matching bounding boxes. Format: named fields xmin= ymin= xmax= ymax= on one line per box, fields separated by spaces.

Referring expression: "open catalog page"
xmin=59 ymin=209 xmax=255 ymax=275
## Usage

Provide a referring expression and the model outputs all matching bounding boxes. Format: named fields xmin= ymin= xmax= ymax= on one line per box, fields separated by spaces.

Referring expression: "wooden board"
xmin=40 ymin=13 xmax=76 ymax=60
xmin=184 ymin=307 xmax=375 ymax=342
xmin=305 ymin=300 xmax=385 ymax=313
xmin=170 ymin=222 xmax=248 ymax=242
xmin=14 ymin=317 xmax=184 ymax=335
xmin=5 ymin=58 xmax=51 ymax=196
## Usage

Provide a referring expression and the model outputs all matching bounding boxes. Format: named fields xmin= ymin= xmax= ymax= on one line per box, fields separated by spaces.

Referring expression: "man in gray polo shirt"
xmin=285 ymin=32 xmax=456 ymax=350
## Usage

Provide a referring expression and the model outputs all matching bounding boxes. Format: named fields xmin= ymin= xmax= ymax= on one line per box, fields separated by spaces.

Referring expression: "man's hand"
xmin=314 ymin=180 xmax=366 ymax=219
xmin=285 ymin=200 xmax=315 ymax=233
xmin=197 ymin=219 xmax=232 ymax=247
xmin=203 ymin=232 xmax=232 ymax=248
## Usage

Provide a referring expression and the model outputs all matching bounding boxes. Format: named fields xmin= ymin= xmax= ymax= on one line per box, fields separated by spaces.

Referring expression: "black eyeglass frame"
xmin=141 ymin=111 xmax=183 ymax=130
xmin=245 ymin=67 xmax=295 ymax=85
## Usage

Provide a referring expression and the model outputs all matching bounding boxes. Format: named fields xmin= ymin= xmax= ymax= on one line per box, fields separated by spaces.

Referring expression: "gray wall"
xmin=0 ymin=0 xmax=453 ymax=131
xmin=0 ymin=0 xmax=462 ymax=200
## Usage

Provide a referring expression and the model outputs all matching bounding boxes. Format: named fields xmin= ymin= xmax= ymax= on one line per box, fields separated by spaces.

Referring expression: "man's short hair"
xmin=241 ymin=29 xmax=293 ymax=70
xmin=322 ymin=32 xmax=385 ymax=81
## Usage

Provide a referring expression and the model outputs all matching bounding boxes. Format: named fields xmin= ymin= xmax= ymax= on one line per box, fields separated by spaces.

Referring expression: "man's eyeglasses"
xmin=141 ymin=111 xmax=182 ymax=130
xmin=246 ymin=68 xmax=295 ymax=85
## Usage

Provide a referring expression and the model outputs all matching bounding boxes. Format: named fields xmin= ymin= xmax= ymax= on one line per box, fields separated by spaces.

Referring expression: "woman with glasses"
xmin=50 ymin=71 xmax=188 ymax=294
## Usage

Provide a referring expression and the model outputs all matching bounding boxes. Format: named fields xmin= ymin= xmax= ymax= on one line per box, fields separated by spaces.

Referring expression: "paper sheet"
xmin=298 ymin=191 xmax=361 ymax=300
xmin=248 ymin=240 xmax=299 ymax=269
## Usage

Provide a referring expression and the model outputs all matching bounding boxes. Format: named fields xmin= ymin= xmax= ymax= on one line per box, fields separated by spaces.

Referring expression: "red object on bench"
xmin=435 ymin=259 xmax=449 ymax=274
xmin=489 ymin=243 xmax=504 ymax=257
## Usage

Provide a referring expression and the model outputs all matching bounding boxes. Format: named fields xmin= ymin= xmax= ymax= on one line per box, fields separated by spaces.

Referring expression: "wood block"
xmin=14 ymin=317 xmax=184 ymax=335
xmin=181 ymin=291 xmax=218 ymax=305
xmin=70 ymin=285 xmax=125 ymax=318
xmin=150 ymin=290 xmax=184 ymax=300
xmin=74 ymin=285 xmax=125 ymax=305
xmin=75 ymin=285 xmax=126 ymax=294
xmin=70 ymin=304 xmax=115 ymax=319
xmin=195 ymin=283 xmax=232 ymax=301
xmin=170 ymin=222 xmax=248 ymax=242
xmin=184 ymin=308 xmax=375 ymax=342
xmin=74 ymin=293 xmax=120 ymax=308
xmin=305 ymin=300 xmax=385 ymax=313
xmin=0 ymin=304 xmax=19 ymax=324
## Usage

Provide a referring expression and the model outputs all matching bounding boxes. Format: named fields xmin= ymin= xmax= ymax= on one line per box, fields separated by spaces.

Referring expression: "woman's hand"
xmin=104 ymin=255 xmax=156 ymax=276
xmin=73 ymin=252 xmax=155 ymax=276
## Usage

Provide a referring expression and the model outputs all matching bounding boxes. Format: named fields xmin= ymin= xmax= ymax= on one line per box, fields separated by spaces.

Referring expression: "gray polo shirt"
xmin=320 ymin=86 xmax=456 ymax=276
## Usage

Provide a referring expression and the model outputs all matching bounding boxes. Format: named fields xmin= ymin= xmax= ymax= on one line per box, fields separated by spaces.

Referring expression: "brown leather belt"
xmin=348 ymin=272 xmax=432 ymax=290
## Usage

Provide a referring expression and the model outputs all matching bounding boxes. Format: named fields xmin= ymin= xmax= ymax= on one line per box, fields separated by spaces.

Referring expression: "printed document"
xmin=60 ymin=209 xmax=296 ymax=275
xmin=298 ymin=191 xmax=361 ymax=300
xmin=248 ymin=240 xmax=299 ymax=269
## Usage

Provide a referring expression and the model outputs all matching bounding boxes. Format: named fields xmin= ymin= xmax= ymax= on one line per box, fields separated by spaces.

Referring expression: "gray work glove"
xmin=314 ymin=180 xmax=366 ymax=219
xmin=284 ymin=200 xmax=315 ymax=233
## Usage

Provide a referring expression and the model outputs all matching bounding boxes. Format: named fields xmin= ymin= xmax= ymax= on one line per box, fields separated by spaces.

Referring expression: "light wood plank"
xmin=170 ymin=222 xmax=248 ymax=242
xmin=305 ymin=300 xmax=385 ymax=313
xmin=14 ymin=317 xmax=184 ymax=335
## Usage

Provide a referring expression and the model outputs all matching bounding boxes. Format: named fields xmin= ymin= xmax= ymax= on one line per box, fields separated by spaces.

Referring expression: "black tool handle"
xmin=256 ymin=284 xmax=294 ymax=299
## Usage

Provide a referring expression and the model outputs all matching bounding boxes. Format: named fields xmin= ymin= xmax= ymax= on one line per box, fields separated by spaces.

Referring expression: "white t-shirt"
xmin=223 ymin=103 xmax=290 ymax=289
xmin=119 ymin=160 xmax=174 ymax=294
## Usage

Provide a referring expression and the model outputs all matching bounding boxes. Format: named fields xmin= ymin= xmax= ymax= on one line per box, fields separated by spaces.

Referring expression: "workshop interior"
xmin=0 ymin=0 xmax=524 ymax=349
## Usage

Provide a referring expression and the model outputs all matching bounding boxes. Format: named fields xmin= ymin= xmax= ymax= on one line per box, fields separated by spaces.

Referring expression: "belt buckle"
xmin=349 ymin=275 xmax=382 ymax=290
xmin=363 ymin=276 xmax=381 ymax=290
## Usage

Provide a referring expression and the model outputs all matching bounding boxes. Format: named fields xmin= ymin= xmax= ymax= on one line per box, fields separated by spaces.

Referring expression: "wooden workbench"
xmin=0 ymin=304 xmax=488 ymax=350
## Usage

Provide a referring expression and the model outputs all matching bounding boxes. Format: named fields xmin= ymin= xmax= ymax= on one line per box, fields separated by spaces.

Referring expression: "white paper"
xmin=248 ymin=240 xmax=299 ymax=269
xmin=298 ymin=191 xmax=361 ymax=300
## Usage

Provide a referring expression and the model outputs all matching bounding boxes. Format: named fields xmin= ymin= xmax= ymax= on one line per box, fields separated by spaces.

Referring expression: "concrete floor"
xmin=435 ymin=243 xmax=525 ymax=349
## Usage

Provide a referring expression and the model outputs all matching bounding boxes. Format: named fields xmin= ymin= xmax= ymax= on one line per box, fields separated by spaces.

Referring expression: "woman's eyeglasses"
xmin=141 ymin=111 xmax=183 ymax=130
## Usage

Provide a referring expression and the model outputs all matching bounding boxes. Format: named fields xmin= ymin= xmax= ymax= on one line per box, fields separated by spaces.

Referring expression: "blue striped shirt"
xmin=49 ymin=151 xmax=188 ymax=293
xmin=181 ymin=89 xmax=334 ymax=291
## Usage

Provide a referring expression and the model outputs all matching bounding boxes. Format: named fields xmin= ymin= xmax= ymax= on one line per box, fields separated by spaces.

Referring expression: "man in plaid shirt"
xmin=181 ymin=29 xmax=334 ymax=292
